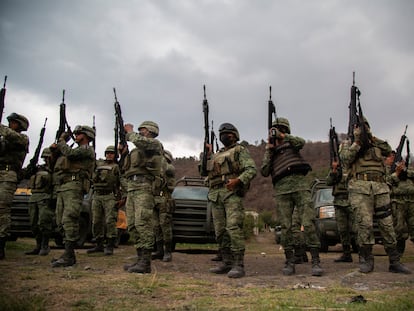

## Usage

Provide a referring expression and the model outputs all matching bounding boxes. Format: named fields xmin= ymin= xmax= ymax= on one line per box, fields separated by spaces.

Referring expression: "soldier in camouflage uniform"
xmin=202 ymin=123 xmax=257 ymax=279
xmin=261 ymin=117 xmax=323 ymax=276
xmin=122 ymin=121 xmax=163 ymax=274
xmin=326 ymin=140 xmax=354 ymax=263
xmin=340 ymin=119 xmax=410 ymax=274
xmin=87 ymin=145 xmax=121 ymax=256
xmin=50 ymin=125 xmax=95 ymax=267
xmin=0 ymin=113 xmax=29 ymax=259
xmin=25 ymin=148 xmax=55 ymax=256
xmin=152 ymin=150 xmax=176 ymax=262
xmin=385 ymin=152 xmax=414 ymax=257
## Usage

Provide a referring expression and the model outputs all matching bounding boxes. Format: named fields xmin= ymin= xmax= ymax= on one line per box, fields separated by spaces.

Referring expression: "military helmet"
xmin=272 ymin=117 xmax=291 ymax=134
xmin=219 ymin=123 xmax=240 ymax=141
xmin=7 ymin=113 xmax=29 ymax=131
xmin=73 ymin=125 xmax=95 ymax=140
xmin=41 ymin=147 xmax=51 ymax=158
xmin=105 ymin=145 xmax=116 ymax=154
xmin=164 ymin=150 xmax=173 ymax=163
xmin=139 ymin=121 xmax=159 ymax=137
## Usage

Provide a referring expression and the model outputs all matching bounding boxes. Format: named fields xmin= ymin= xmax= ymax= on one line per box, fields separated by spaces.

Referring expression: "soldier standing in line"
xmin=0 ymin=113 xmax=29 ymax=260
xmin=385 ymin=152 xmax=414 ymax=257
xmin=152 ymin=150 xmax=176 ymax=262
xmin=87 ymin=145 xmax=121 ymax=256
xmin=261 ymin=117 xmax=323 ymax=276
xmin=326 ymin=140 xmax=355 ymax=263
xmin=340 ymin=118 xmax=411 ymax=274
xmin=24 ymin=148 xmax=55 ymax=256
xmin=202 ymin=123 xmax=257 ymax=279
xmin=122 ymin=121 xmax=163 ymax=274
xmin=50 ymin=125 xmax=95 ymax=267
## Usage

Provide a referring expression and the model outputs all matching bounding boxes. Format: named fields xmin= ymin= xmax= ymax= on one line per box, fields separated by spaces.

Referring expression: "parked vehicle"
xmin=171 ymin=176 xmax=216 ymax=249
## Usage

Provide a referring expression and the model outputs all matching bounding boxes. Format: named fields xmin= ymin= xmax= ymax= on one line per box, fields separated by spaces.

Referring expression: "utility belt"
xmin=60 ymin=174 xmax=82 ymax=184
xmin=355 ymin=173 xmax=384 ymax=182
xmin=94 ymin=189 xmax=114 ymax=195
xmin=127 ymin=174 xmax=154 ymax=183
xmin=0 ymin=164 xmax=16 ymax=172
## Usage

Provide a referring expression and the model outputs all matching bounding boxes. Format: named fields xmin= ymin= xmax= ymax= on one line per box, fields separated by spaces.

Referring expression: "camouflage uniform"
xmin=203 ymin=123 xmax=256 ymax=279
xmin=152 ymin=150 xmax=176 ymax=262
xmin=25 ymin=148 xmax=54 ymax=256
xmin=386 ymin=164 xmax=414 ymax=256
xmin=88 ymin=147 xmax=121 ymax=255
xmin=0 ymin=113 xmax=29 ymax=259
xmin=261 ymin=117 xmax=322 ymax=276
xmin=340 ymin=125 xmax=410 ymax=274
xmin=51 ymin=125 xmax=95 ymax=267
xmin=326 ymin=140 xmax=354 ymax=262
xmin=123 ymin=121 xmax=163 ymax=274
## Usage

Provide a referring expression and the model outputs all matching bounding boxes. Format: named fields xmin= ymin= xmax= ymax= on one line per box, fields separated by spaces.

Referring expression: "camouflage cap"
xmin=73 ymin=125 xmax=95 ymax=140
xmin=139 ymin=121 xmax=159 ymax=137
xmin=7 ymin=113 xmax=29 ymax=131
xmin=272 ymin=117 xmax=290 ymax=134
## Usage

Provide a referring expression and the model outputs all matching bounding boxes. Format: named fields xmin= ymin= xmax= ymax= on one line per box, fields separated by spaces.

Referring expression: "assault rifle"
xmin=268 ymin=86 xmax=277 ymax=145
xmin=55 ymin=90 xmax=74 ymax=143
xmin=26 ymin=117 xmax=47 ymax=177
xmin=114 ymin=87 xmax=127 ymax=165
xmin=0 ymin=76 xmax=7 ymax=123
xmin=329 ymin=118 xmax=342 ymax=179
xmin=391 ymin=125 xmax=408 ymax=174
xmin=347 ymin=72 xmax=370 ymax=150
xmin=200 ymin=85 xmax=209 ymax=176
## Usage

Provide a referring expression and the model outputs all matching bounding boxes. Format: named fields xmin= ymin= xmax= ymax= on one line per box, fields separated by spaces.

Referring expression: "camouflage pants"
xmin=56 ymin=182 xmax=84 ymax=243
xmin=208 ymin=188 xmax=245 ymax=252
xmin=348 ymin=180 xmax=396 ymax=248
xmin=275 ymin=189 xmax=320 ymax=251
xmin=28 ymin=192 xmax=54 ymax=238
xmin=334 ymin=203 xmax=354 ymax=247
xmin=126 ymin=186 xmax=155 ymax=250
xmin=391 ymin=197 xmax=414 ymax=241
xmin=291 ymin=207 xmax=305 ymax=247
xmin=91 ymin=193 xmax=118 ymax=240
xmin=153 ymin=195 xmax=173 ymax=243
xmin=0 ymin=179 xmax=17 ymax=239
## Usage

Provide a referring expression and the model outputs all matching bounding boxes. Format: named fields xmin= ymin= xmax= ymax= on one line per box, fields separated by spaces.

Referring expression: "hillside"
xmin=172 ymin=140 xmax=330 ymax=216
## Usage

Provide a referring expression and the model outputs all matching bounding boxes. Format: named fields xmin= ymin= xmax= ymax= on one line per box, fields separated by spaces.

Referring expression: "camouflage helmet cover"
xmin=219 ymin=123 xmax=240 ymax=141
xmin=164 ymin=150 xmax=173 ymax=163
xmin=7 ymin=113 xmax=29 ymax=131
xmin=41 ymin=147 xmax=51 ymax=158
xmin=73 ymin=125 xmax=95 ymax=140
xmin=272 ymin=117 xmax=291 ymax=134
xmin=139 ymin=121 xmax=159 ymax=137
xmin=105 ymin=145 xmax=116 ymax=154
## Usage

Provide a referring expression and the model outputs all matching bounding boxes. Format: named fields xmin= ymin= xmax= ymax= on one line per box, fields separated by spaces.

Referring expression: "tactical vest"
xmin=270 ymin=142 xmax=311 ymax=184
xmin=124 ymin=140 xmax=162 ymax=179
xmin=93 ymin=160 xmax=119 ymax=191
xmin=207 ymin=144 xmax=242 ymax=187
xmin=29 ymin=166 xmax=52 ymax=193
xmin=352 ymin=146 xmax=385 ymax=175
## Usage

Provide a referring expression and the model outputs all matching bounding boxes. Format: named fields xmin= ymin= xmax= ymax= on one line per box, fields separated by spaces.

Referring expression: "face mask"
xmin=220 ymin=133 xmax=233 ymax=147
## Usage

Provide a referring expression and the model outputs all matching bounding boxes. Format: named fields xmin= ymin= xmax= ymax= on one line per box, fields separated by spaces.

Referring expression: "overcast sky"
xmin=1 ymin=0 xmax=413 ymax=163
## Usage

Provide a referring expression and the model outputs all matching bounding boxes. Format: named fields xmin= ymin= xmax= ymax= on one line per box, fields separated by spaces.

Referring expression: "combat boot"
xmin=310 ymin=248 xmax=323 ymax=276
xmin=227 ymin=251 xmax=245 ymax=278
xmin=387 ymin=247 xmax=412 ymax=274
xmin=128 ymin=249 xmax=151 ymax=273
xmin=151 ymin=240 xmax=164 ymax=260
xmin=293 ymin=244 xmax=308 ymax=264
xmin=104 ymin=238 xmax=116 ymax=256
xmin=282 ymin=249 xmax=295 ymax=276
xmin=396 ymin=239 xmax=406 ymax=257
xmin=209 ymin=248 xmax=233 ymax=274
xmin=86 ymin=238 xmax=104 ymax=254
xmin=358 ymin=245 xmax=374 ymax=273
xmin=51 ymin=241 xmax=76 ymax=267
xmin=334 ymin=245 xmax=353 ymax=262
xmin=25 ymin=236 xmax=41 ymax=255
xmin=211 ymin=248 xmax=223 ymax=261
xmin=0 ymin=238 xmax=6 ymax=260
xmin=123 ymin=248 xmax=141 ymax=271
xmin=162 ymin=241 xmax=172 ymax=262
xmin=39 ymin=235 xmax=51 ymax=256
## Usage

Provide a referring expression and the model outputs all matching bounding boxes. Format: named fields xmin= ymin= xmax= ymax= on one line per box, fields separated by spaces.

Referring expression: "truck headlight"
xmin=319 ymin=205 xmax=335 ymax=219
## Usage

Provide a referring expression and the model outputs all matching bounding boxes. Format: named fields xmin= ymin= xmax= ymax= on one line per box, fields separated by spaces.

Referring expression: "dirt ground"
xmin=1 ymin=232 xmax=414 ymax=309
